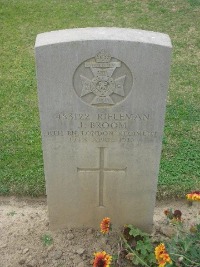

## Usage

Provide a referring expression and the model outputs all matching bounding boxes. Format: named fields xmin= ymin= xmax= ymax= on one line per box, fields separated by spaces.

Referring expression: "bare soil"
xmin=0 ymin=197 xmax=199 ymax=267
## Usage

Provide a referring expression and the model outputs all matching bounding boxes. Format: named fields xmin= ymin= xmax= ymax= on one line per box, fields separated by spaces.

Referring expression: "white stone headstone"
xmin=35 ymin=28 xmax=172 ymax=232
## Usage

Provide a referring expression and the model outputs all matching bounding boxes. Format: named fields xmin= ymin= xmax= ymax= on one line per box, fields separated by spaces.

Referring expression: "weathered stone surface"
xmin=22 ymin=248 xmax=29 ymax=254
xmin=35 ymin=28 xmax=172 ymax=232
xmin=77 ymin=262 xmax=85 ymax=267
xmin=48 ymin=249 xmax=63 ymax=260
xmin=18 ymin=258 xmax=26 ymax=265
xmin=66 ymin=233 xmax=74 ymax=240
xmin=76 ymin=248 xmax=85 ymax=255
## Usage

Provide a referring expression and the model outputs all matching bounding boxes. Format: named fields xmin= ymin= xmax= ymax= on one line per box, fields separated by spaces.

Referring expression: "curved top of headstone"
xmin=35 ymin=27 xmax=172 ymax=48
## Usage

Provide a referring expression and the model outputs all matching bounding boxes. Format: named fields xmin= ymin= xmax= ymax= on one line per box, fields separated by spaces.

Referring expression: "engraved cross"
xmin=77 ymin=147 xmax=127 ymax=207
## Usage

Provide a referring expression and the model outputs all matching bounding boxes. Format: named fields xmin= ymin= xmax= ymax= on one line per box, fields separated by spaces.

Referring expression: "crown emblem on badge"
xmin=95 ymin=50 xmax=111 ymax=63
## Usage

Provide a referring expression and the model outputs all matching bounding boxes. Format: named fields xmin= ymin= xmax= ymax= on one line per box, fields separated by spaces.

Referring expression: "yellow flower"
xmin=100 ymin=217 xmax=111 ymax=234
xmin=186 ymin=191 xmax=200 ymax=201
xmin=93 ymin=251 xmax=112 ymax=267
xmin=155 ymin=243 xmax=165 ymax=260
xmin=155 ymin=243 xmax=172 ymax=267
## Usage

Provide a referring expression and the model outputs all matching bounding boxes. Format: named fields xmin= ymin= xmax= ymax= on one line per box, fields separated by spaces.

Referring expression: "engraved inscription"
xmin=55 ymin=113 xmax=150 ymax=121
xmin=56 ymin=113 xmax=90 ymax=120
xmin=73 ymin=50 xmax=133 ymax=107
xmin=79 ymin=121 xmax=127 ymax=129
xmin=45 ymin=129 xmax=158 ymax=144
xmin=77 ymin=147 xmax=127 ymax=207
xmin=45 ymin=112 xmax=158 ymax=143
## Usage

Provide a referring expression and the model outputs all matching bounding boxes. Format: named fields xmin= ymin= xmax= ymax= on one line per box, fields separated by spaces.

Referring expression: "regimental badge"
xmin=73 ymin=50 xmax=133 ymax=107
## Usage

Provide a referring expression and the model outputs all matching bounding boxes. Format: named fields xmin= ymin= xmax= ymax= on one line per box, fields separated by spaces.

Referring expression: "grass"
xmin=0 ymin=0 xmax=199 ymax=198
xmin=41 ymin=234 xmax=53 ymax=246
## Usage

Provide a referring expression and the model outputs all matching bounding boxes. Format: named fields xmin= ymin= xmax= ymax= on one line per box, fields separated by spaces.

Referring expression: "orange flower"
xmin=100 ymin=217 xmax=111 ymax=234
xmin=93 ymin=251 xmax=112 ymax=267
xmin=186 ymin=191 xmax=200 ymax=201
xmin=164 ymin=209 xmax=170 ymax=216
xmin=164 ymin=209 xmax=173 ymax=219
xmin=155 ymin=243 xmax=172 ymax=267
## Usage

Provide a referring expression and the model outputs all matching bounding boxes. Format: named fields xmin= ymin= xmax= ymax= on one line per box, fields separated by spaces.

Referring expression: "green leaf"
xmin=136 ymin=240 xmax=148 ymax=256
xmin=131 ymin=251 xmax=143 ymax=266
xmin=128 ymin=225 xmax=149 ymax=238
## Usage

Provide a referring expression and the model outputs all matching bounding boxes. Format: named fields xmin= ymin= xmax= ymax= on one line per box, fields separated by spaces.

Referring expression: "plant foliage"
xmin=121 ymin=225 xmax=156 ymax=266
xmin=166 ymin=224 xmax=200 ymax=266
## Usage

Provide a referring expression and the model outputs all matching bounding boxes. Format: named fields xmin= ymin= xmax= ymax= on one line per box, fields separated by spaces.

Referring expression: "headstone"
xmin=35 ymin=28 xmax=172 ymax=232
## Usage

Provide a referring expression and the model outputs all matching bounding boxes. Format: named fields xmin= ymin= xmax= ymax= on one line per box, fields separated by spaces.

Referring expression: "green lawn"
xmin=0 ymin=0 xmax=199 ymax=198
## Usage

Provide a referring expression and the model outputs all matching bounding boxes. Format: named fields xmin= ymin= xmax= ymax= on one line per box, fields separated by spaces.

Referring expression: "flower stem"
xmin=120 ymin=235 xmax=151 ymax=267
xmin=170 ymin=253 xmax=199 ymax=265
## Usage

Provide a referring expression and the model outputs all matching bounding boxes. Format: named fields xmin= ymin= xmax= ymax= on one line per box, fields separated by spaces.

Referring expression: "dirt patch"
xmin=0 ymin=197 xmax=199 ymax=267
